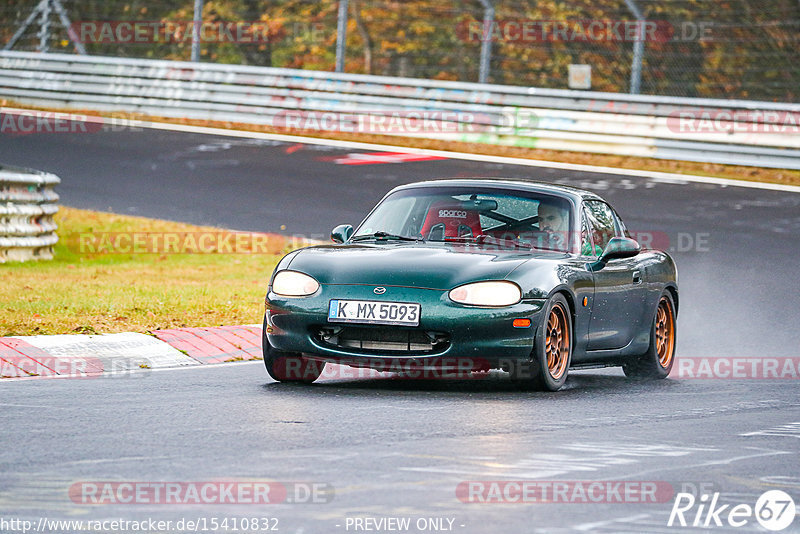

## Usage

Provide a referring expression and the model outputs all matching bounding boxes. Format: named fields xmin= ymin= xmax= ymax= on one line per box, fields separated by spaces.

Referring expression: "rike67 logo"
xmin=668 ymin=490 xmax=796 ymax=531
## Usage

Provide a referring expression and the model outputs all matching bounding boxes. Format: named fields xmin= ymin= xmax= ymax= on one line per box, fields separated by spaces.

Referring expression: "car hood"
xmin=285 ymin=243 xmax=564 ymax=290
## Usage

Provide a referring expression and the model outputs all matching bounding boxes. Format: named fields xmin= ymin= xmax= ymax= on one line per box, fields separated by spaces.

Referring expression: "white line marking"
xmin=741 ymin=422 xmax=800 ymax=437
xmin=573 ymin=514 xmax=652 ymax=532
xmin=618 ymin=447 xmax=791 ymax=480
xmin=64 ymin=455 xmax=175 ymax=466
xmin=1 ymin=359 xmax=262 ymax=382
xmin=3 ymin=107 xmax=799 ymax=193
xmin=0 ymin=403 xmax=55 ymax=408
xmin=146 ymin=359 xmax=262 ymax=373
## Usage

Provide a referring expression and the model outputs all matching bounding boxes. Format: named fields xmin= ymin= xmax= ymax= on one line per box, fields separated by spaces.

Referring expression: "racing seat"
xmin=419 ymin=201 xmax=483 ymax=240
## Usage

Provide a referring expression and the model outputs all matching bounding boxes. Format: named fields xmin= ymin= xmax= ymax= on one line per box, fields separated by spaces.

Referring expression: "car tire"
xmin=623 ymin=291 xmax=676 ymax=380
xmin=262 ymin=317 xmax=324 ymax=383
xmin=512 ymin=293 xmax=572 ymax=391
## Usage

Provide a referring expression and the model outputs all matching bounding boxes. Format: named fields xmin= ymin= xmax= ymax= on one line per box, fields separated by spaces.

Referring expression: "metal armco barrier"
xmin=1 ymin=51 xmax=799 ymax=170
xmin=0 ymin=165 xmax=59 ymax=262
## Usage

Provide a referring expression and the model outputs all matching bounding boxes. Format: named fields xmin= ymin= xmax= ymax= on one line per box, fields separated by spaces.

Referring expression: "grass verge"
xmin=0 ymin=207 xmax=284 ymax=336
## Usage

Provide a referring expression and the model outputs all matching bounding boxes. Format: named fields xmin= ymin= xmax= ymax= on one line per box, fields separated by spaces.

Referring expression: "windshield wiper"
xmin=351 ymin=231 xmax=423 ymax=242
xmin=438 ymin=236 xmax=478 ymax=243
xmin=438 ymin=235 xmax=530 ymax=250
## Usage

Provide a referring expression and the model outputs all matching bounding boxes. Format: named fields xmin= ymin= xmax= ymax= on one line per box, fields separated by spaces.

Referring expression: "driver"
xmin=537 ymin=202 xmax=569 ymax=251
xmin=537 ymin=202 xmax=568 ymax=233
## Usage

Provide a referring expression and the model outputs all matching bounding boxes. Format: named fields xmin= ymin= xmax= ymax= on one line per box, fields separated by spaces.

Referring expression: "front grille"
xmin=315 ymin=326 xmax=449 ymax=353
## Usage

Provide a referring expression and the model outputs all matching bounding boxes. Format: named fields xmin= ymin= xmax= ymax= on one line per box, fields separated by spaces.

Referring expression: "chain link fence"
xmin=1 ymin=0 xmax=798 ymax=102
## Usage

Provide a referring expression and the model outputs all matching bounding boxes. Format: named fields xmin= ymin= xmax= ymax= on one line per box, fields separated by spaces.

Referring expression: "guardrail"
xmin=1 ymin=51 xmax=799 ymax=170
xmin=0 ymin=164 xmax=59 ymax=262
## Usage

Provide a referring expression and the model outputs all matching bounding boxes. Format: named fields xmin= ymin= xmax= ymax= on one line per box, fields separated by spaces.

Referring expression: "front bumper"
xmin=265 ymin=284 xmax=545 ymax=370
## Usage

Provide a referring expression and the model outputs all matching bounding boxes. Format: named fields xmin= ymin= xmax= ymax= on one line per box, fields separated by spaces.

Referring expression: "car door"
xmin=584 ymin=201 xmax=648 ymax=351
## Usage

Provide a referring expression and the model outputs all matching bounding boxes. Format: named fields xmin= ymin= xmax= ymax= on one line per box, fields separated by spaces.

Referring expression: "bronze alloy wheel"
xmin=545 ymin=303 xmax=570 ymax=380
xmin=655 ymin=296 xmax=675 ymax=369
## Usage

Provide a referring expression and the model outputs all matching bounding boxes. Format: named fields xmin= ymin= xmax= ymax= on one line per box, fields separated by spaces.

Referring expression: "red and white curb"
xmin=325 ymin=151 xmax=448 ymax=165
xmin=0 ymin=325 xmax=262 ymax=380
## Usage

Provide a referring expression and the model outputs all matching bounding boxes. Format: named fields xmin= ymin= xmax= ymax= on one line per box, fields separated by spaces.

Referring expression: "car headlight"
xmin=272 ymin=270 xmax=320 ymax=297
xmin=448 ymin=281 xmax=522 ymax=307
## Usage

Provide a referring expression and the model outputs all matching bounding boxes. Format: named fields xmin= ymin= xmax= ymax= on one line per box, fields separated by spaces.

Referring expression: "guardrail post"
xmin=0 ymin=165 xmax=60 ymax=263
xmin=191 ymin=0 xmax=204 ymax=62
xmin=37 ymin=0 xmax=52 ymax=52
xmin=624 ymin=0 xmax=644 ymax=94
xmin=477 ymin=0 xmax=494 ymax=84
xmin=335 ymin=0 xmax=349 ymax=72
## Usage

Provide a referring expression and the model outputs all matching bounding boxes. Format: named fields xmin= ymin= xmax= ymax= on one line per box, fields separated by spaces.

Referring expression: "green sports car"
xmin=263 ymin=179 xmax=678 ymax=391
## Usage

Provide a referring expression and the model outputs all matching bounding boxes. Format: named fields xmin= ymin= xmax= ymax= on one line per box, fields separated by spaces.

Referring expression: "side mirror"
xmin=589 ymin=237 xmax=640 ymax=271
xmin=331 ymin=224 xmax=354 ymax=244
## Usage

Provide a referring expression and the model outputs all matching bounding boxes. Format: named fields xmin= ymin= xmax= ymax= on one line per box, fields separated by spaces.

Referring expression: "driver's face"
xmin=538 ymin=204 xmax=568 ymax=233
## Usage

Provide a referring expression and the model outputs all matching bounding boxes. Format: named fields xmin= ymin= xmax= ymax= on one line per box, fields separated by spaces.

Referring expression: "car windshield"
xmin=353 ymin=186 xmax=573 ymax=252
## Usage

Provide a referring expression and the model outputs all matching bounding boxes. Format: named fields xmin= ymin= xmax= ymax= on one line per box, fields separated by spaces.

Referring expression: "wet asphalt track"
xmin=1 ymin=127 xmax=799 ymax=533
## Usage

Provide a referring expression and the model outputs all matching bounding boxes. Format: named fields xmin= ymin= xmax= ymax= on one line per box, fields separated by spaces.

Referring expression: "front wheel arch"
xmin=623 ymin=290 xmax=676 ymax=380
xmin=262 ymin=317 xmax=324 ymax=383
xmin=512 ymin=292 xmax=573 ymax=391
xmin=546 ymin=287 xmax=577 ymax=333
xmin=665 ymin=284 xmax=679 ymax=316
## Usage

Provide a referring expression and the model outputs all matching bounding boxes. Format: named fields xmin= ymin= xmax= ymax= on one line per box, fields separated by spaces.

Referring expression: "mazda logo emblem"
xmin=374 ymin=287 xmax=386 ymax=295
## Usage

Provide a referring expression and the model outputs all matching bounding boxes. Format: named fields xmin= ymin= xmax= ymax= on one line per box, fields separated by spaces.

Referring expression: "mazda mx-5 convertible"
xmin=263 ymin=179 xmax=677 ymax=391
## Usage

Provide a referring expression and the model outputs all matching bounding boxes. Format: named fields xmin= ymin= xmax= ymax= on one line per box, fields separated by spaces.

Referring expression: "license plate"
xmin=328 ymin=300 xmax=420 ymax=327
